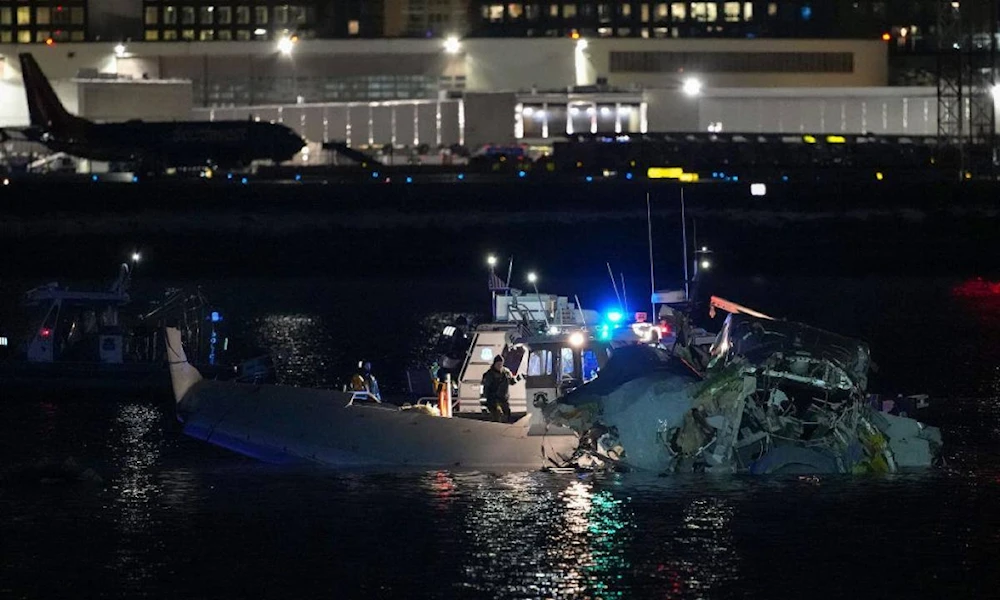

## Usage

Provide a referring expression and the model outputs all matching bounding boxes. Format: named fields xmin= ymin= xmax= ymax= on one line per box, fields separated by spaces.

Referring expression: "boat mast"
xmin=646 ymin=191 xmax=656 ymax=318
xmin=681 ymin=187 xmax=689 ymax=300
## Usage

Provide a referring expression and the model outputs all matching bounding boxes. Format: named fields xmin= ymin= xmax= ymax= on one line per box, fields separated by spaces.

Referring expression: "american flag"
xmin=488 ymin=271 xmax=508 ymax=291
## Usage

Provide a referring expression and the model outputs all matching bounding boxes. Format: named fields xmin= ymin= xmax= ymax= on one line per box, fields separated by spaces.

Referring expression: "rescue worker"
xmin=350 ymin=360 xmax=381 ymax=402
xmin=481 ymin=355 xmax=517 ymax=423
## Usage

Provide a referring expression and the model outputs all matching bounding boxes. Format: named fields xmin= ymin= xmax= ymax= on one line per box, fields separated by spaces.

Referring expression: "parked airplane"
xmin=16 ymin=53 xmax=305 ymax=172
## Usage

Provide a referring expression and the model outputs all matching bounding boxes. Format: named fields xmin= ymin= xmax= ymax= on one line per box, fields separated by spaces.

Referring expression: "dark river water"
xmin=2 ymin=271 xmax=1000 ymax=599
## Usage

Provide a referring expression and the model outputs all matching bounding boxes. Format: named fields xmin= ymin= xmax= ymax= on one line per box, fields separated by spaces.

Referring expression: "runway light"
xmin=443 ymin=35 xmax=461 ymax=54
xmin=682 ymin=77 xmax=702 ymax=97
xmin=750 ymin=183 xmax=767 ymax=196
xmin=569 ymin=332 xmax=585 ymax=347
xmin=826 ymin=135 xmax=846 ymax=143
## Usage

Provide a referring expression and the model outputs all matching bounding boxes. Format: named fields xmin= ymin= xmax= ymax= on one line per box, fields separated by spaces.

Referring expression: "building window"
xmin=641 ymin=3 xmax=650 ymax=22
xmin=70 ymin=7 xmax=84 ymax=25
xmin=144 ymin=7 xmax=158 ymax=25
xmin=17 ymin=30 xmax=31 ymax=43
xmin=145 ymin=30 xmax=159 ymax=40
xmin=164 ymin=6 xmax=177 ymax=25
xmin=744 ymin=1 xmax=753 ymax=20
xmin=35 ymin=31 xmax=50 ymax=42
xmin=274 ymin=5 xmax=288 ymax=25
xmin=181 ymin=6 xmax=195 ymax=25
xmin=549 ymin=3 xmax=559 ymax=17
xmin=200 ymin=7 xmax=214 ymax=25
xmin=163 ymin=29 xmax=178 ymax=40
xmin=348 ymin=19 xmax=359 ymax=34
xmin=487 ymin=4 xmax=503 ymax=22
xmin=290 ymin=6 xmax=307 ymax=25
xmin=217 ymin=29 xmax=232 ymax=40
xmin=199 ymin=29 xmax=214 ymax=40
xmin=236 ymin=6 xmax=250 ymax=24
xmin=691 ymin=2 xmax=717 ymax=22
xmin=620 ymin=3 xmax=632 ymax=18
xmin=609 ymin=51 xmax=855 ymax=73
xmin=36 ymin=7 xmax=50 ymax=25
xmin=598 ymin=26 xmax=611 ymax=36
xmin=0 ymin=8 xmax=11 ymax=26
xmin=216 ymin=7 xmax=231 ymax=24
xmin=597 ymin=3 xmax=611 ymax=22
xmin=525 ymin=3 xmax=540 ymax=20
xmin=768 ymin=2 xmax=777 ymax=17
xmin=724 ymin=2 xmax=740 ymax=22
xmin=0 ymin=31 xmax=12 ymax=43
xmin=17 ymin=6 xmax=30 ymax=26
xmin=563 ymin=3 xmax=576 ymax=18
xmin=236 ymin=29 xmax=251 ymax=39
xmin=255 ymin=6 xmax=268 ymax=24
xmin=70 ymin=30 xmax=84 ymax=41
xmin=181 ymin=28 xmax=195 ymax=40
xmin=508 ymin=3 xmax=523 ymax=19
xmin=669 ymin=2 xmax=684 ymax=21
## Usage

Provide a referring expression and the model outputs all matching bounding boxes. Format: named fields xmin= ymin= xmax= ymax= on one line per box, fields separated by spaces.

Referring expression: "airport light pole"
xmin=527 ymin=272 xmax=549 ymax=329
xmin=488 ymin=254 xmax=497 ymax=321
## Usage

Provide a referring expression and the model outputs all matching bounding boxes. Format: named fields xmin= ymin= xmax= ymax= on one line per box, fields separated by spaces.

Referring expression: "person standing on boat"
xmin=351 ymin=360 xmax=381 ymax=402
xmin=481 ymin=355 xmax=517 ymax=423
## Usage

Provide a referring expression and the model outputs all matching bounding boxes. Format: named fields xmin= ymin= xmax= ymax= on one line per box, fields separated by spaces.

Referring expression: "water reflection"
xmin=252 ymin=313 xmax=340 ymax=388
xmin=459 ymin=473 xmax=634 ymax=598
xmin=652 ymin=495 xmax=739 ymax=599
xmin=109 ymin=403 xmax=164 ymax=590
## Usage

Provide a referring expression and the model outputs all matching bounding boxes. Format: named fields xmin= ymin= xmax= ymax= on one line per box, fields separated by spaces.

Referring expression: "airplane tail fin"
xmin=18 ymin=53 xmax=82 ymax=132
xmin=165 ymin=327 xmax=203 ymax=404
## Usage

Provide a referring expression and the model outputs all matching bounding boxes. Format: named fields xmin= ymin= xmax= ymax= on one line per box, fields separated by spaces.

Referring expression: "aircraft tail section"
xmin=18 ymin=53 xmax=85 ymax=132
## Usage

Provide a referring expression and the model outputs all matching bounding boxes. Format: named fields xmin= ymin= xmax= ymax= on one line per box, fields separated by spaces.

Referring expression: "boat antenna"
xmin=646 ymin=190 xmax=655 ymax=319
xmin=620 ymin=273 xmax=629 ymax=315
xmin=607 ymin=262 xmax=622 ymax=309
xmin=505 ymin=256 xmax=514 ymax=296
xmin=574 ymin=294 xmax=587 ymax=327
xmin=681 ymin=186 xmax=689 ymax=300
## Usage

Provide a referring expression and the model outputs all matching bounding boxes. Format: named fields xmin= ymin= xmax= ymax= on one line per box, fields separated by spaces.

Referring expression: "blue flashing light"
xmin=598 ymin=324 xmax=611 ymax=341
xmin=405 ymin=176 xmax=413 ymax=183
xmin=91 ymin=175 xmax=98 ymax=182
xmin=782 ymin=175 xmax=789 ymax=182
xmin=518 ymin=170 xmax=526 ymax=178
xmin=585 ymin=175 xmax=593 ymax=182
xmin=625 ymin=172 xmax=633 ymax=180
xmin=132 ymin=176 xmax=139 ymax=183
xmin=241 ymin=177 xmax=248 ymax=184
xmin=801 ymin=5 xmax=812 ymax=20
xmin=607 ymin=311 xmax=623 ymax=323
xmin=211 ymin=311 xmax=222 ymax=323
xmin=733 ymin=175 xmax=739 ymax=182
xmin=294 ymin=174 xmax=301 ymax=181
xmin=227 ymin=173 xmax=233 ymax=180
xmin=372 ymin=171 xmax=379 ymax=179
xmin=457 ymin=173 xmax=465 ymax=180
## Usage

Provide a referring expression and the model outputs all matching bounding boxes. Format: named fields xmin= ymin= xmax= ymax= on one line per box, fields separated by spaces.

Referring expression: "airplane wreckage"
xmin=542 ymin=299 xmax=943 ymax=474
xmin=165 ymin=295 xmax=942 ymax=475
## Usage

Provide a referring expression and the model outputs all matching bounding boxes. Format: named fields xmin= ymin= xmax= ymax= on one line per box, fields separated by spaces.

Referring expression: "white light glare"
xmin=254 ymin=28 xmax=267 ymax=35
xmin=548 ymin=325 xmax=560 ymax=335
xmin=576 ymin=38 xmax=589 ymax=51
xmin=527 ymin=272 xmax=538 ymax=284
xmin=569 ymin=332 xmax=585 ymax=347
xmin=991 ymin=83 xmax=1000 ymax=99
xmin=682 ymin=77 xmax=703 ymax=97
xmin=700 ymin=260 xmax=711 ymax=270
xmin=443 ymin=35 xmax=461 ymax=54
xmin=131 ymin=252 xmax=141 ymax=262
xmin=487 ymin=255 xmax=497 ymax=267
xmin=114 ymin=43 xmax=126 ymax=57
xmin=278 ymin=36 xmax=295 ymax=55
xmin=750 ymin=183 xmax=767 ymax=196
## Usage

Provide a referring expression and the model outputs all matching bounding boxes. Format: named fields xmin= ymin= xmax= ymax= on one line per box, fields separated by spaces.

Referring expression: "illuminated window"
xmin=163 ymin=29 xmax=178 ymax=40
xmin=348 ymin=19 xmax=359 ymax=34
xmin=51 ymin=30 xmax=69 ymax=42
xmin=217 ymin=7 xmax=231 ymax=24
xmin=71 ymin=7 xmax=84 ymax=25
xmin=597 ymin=26 xmax=611 ymax=36
xmin=290 ymin=6 xmax=307 ymax=25
xmin=768 ymin=2 xmax=777 ymax=16
xmin=255 ymin=6 xmax=268 ymax=24
xmin=236 ymin=6 xmax=250 ymax=24
xmin=0 ymin=31 xmax=11 ymax=43
xmin=181 ymin=28 xmax=195 ymax=40
xmin=199 ymin=29 xmax=214 ymax=40
xmin=560 ymin=347 xmax=575 ymax=376
xmin=669 ymin=2 xmax=684 ymax=21
xmin=525 ymin=3 xmax=540 ymax=20
xmin=479 ymin=347 xmax=494 ymax=361
xmin=17 ymin=30 xmax=30 ymax=43
xmin=620 ymin=3 xmax=631 ymax=18
xmin=236 ymin=29 xmax=251 ymax=39
xmin=36 ymin=7 xmax=50 ymax=25
xmin=217 ymin=29 xmax=232 ymax=40
xmin=144 ymin=7 xmax=158 ymax=25
xmin=527 ymin=349 xmax=552 ymax=376
xmin=274 ymin=5 xmax=288 ymax=25
xmin=744 ymin=1 xmax=753 ymax=20
xmin=200 ymin=6 xmax=214 ymax=24
xmin=487 ymin=4 xmax=503 ymax=21
xmin=549 ymin=3 xmax=559 ymax=17
xmin=597 ymin=3 xmax=610 ymax=22
xmin=35 ymin=31 xmax=50 ymax=42
xmin=508 ymin=3 xmax=523 ymax=19
xmin=16 ymin=6 xmax=30 ymax=25
xmin=164 ymin=6 xmax=177 ymax=25
xmin=691 ymin=2 xmax=717 ymax=22
xmin=563 ymin=3 xmax=576 ymax=18
xmin=724 ymin=2 xmax=740 ymax=21
xmin=181 ymin=6 xmax=195 ymax=25
xmin=640 ymin=3 xmax=649 ymax=22
xmin=145 ymin=30 xmax=159 ymax=40
xmin=0 ymin=8 xmax=11 ymax=26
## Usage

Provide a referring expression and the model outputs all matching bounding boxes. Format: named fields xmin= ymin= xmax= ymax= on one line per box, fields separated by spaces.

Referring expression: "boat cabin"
xmin=20 ymin=283 xmax=131 ymax=364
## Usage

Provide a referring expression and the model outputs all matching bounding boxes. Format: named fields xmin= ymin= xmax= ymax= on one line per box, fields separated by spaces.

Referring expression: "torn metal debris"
xmin=542 ymin=308 xmax=943 ymax=474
